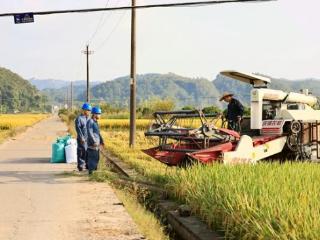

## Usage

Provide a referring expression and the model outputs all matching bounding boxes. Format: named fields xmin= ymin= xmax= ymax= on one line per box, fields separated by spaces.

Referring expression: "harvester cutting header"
xmin=143 ymin=71 xmax=320 ymax=165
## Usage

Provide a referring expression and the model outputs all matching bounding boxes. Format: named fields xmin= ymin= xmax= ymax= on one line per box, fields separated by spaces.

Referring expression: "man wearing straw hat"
xmin=220 ymin=92 xmax=244 ymax=132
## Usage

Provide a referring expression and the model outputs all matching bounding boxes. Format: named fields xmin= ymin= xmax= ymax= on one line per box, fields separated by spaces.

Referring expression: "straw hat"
xmin=219 ymin=92 xmax=234 ymax=101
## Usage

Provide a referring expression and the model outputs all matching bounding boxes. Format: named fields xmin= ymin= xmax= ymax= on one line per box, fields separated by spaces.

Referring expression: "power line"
xmin=90 ymin=0 xmax=122 ymax=46
xmin=0 ymin=0 xmax=276 ymax=18
xmin=95 ymin=10 xmax=128 ymax=51
xmin=87 ymin=0 xmax=111 ymax=45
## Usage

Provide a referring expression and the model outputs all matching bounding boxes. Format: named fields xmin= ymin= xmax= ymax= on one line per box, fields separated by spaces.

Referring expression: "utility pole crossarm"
xmin=82 ymin=45 xmax=94 ymax=103
xmin=70 ymin=81 xmax=73 ymax=111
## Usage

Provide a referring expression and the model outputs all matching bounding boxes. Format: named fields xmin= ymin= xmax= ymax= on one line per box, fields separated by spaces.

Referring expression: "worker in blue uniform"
xmin=87 ymin=106 xmax=104 ymax=175
xmin=75 ymin=103 xmax=92 ymax=171
xmin=220 ymin=92 xmax=244 ymax=132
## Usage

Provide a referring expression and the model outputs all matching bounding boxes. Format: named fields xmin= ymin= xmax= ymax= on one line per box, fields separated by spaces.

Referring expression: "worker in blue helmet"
xmin=86 ymin=106 xmax=104 ymax=174
xmin=74 ymin=103 xmax=92 ymax=171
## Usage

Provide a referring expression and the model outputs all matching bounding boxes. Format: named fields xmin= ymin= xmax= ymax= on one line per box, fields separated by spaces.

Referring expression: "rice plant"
xmin=102 ymin=127 xmax=320 ymax=239
xmin=0 ymin=114 xmax=47 ymax=129
xmin=0 ymin=114 xmax=48 ymax=141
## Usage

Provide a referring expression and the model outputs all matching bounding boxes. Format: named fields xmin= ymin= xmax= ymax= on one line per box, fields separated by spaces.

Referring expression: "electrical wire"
xmin=95 ymin=10 xmax=128 ymax=51
xmin=90 ymin=0 xmax=121 ymax=43
xmin=0 ymin=0 xmax=276 ymax=17
xmin=86 ymin=0 xmax=111 ymax=45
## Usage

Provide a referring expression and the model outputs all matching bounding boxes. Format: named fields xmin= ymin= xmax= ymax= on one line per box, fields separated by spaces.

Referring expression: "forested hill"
xmin=89 ymin=73 xmax=221 ymax=108
xmin=39 ymin=81 xmax=100 ymax=105
xmin=90 ymin=73 xmax=320 ymax=107
xmin=0 ymin=67 xmax=45 ymax=112
xmin=34 ymin=72 xmax=320 ymax=108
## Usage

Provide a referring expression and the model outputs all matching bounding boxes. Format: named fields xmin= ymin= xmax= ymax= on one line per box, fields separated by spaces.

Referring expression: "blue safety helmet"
xmin=82 ymin=103 xmax=92 ymax=111
xmin=92 ymin=106 xmax=102 ymax=115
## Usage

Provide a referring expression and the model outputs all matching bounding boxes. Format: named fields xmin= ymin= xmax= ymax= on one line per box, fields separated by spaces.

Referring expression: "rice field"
xmin=168 ymin=163 xmax=320 ymax=240
xmin=101 ymin=124 xmax=320 ymax=239
xmin=99 ymin=117 xmax=223 ymax=131
xmin=0 ymin=114 xmax=48 ymax=141
xmin=99 ymin=119 xmax=150 ymax=130
xmin=61 ymin=113 xmax=320 ymax=239
xmin=0 ymin=114 xmax=47 ymax=129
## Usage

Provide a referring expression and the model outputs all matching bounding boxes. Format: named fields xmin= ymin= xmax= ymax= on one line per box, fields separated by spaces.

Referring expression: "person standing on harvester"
xmin=75 ymin=103 xmax=92 ymax=171
xmin=87 ymin=106 xmax=104 ymax=175
xmin=220 ymin=92 xmax=244 ymax=132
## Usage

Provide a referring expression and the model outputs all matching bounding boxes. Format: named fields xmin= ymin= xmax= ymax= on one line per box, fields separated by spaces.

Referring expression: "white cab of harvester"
xmin=220 ymin=71 xmax=320 ymax=129
xmin=220 ymin=71 xmax=320 ymax=162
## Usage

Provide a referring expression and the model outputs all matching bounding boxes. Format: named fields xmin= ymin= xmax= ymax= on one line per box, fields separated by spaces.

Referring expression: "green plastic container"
xmin=57 ymin=135 xmax=71 ymax=145
xmin=51 ymin=139 xmax=66 ymax=163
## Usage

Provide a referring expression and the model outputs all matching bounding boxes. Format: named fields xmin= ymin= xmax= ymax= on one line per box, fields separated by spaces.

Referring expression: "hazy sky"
xmin=1 ymin=0 xmax=320 ymax=82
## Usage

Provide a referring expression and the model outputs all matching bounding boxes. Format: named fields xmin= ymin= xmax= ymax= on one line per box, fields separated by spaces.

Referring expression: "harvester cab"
xmin=143 ymin=71 xmax=320 ymax=166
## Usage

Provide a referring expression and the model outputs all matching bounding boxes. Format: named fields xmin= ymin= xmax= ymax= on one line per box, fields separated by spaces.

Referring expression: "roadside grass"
xmin=0 ymin=130 xmax=13 ymax=143
xmin=89 ymin=159 xmax=170 ymax=240
xmin=101 ymin=130 xmax=174 ymax=184
xmin=115 ymin=190 xmax=169 ymax=240
xmin=57 ymin=170 xmax=89 ymax=178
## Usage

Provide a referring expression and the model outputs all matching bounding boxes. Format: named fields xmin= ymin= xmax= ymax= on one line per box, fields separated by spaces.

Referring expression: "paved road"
xmin=0 ymin=116 xmax=143 ymax=240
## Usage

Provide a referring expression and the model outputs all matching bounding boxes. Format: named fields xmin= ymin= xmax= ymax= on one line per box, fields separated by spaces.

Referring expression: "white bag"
xmin=66 ymin=138 xmax=77 ymax=146
xmin=65 ymin=143 xmax=77 ymax=164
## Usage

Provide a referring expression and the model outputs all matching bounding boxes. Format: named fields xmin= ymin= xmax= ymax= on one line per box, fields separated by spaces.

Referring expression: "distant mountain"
xmin=29 ymin=78 xmax=70 ymax=90
xmin=29 ymin=78 xmax=101 ymax=90
xmin=41 ymin=85 xmax=84 ymax=105
xmin=29 ymin=79 xmax=101 ymax=105
xmin=270 ymin=78 xmax=320 ymax=96
xmin=213 ymin=74 xmax=251 ymax=105
xmin=89 ymin=73 xmax=221 ymax=108
xmin=0 ymin=67 xmax=46 ymax=112
xmin=37 ymin=72 xmax=320 ymax=109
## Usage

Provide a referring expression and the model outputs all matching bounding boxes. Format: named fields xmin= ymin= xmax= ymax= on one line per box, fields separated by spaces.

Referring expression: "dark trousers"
xmin=87 ymin=148 xmax=100 ymax=172
xmin=228 ymin=120 xmax=241 ymax=132
xmin=77 ymin=145 xmax=87 ymax=170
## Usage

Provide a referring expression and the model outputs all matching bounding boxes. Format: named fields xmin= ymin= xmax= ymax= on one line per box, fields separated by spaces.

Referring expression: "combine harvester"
xmin=143 ymin=71 xmax=320 ymax=165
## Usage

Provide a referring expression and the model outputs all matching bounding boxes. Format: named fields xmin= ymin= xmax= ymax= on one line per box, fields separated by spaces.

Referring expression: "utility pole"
xmin=0 ymin=95 xmax=2 ymax=114
xmin=42 ymin=96 xmax=45 ymax=113
xmin=70 ymin=81 xmax=73 ymax=111
xmin=82 ymin=45 xmax=94 ymax=103
xmin=66 ymin=85 xmax=69 ymax=109
xmin=129 ymin=0 xmax=136 ymax=148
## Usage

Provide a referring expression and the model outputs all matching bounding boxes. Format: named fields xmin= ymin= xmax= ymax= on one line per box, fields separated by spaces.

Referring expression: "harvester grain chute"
xmin=143 ymin=71 xmax=320 ymax=166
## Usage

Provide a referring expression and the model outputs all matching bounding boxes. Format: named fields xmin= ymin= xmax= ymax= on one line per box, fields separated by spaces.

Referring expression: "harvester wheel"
xmin=290 ymin=121 xmax=301 ymax=134
xmin=287 ymin=134 xmax=299 ymax=152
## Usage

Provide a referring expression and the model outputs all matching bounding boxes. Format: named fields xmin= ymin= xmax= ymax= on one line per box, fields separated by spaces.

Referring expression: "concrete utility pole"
xmin=129 ymin=0 xmax=136 ymax=148
xmin=70 ymin=81 xmax=73 ymax=111
xmin=82 ymin=45 xmax=94 ymax=103
xmin=0 ymin=92 xmax=3 ymax=114
xmin=66 ymin=85 xmax=69 ymax=109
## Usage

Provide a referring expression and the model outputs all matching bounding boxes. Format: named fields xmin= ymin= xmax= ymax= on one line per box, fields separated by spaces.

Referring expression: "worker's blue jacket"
xmin=75 ymin=114 xmax=89 ymax=147
xmin=87 ymin=118 xmax=104 ymax=150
